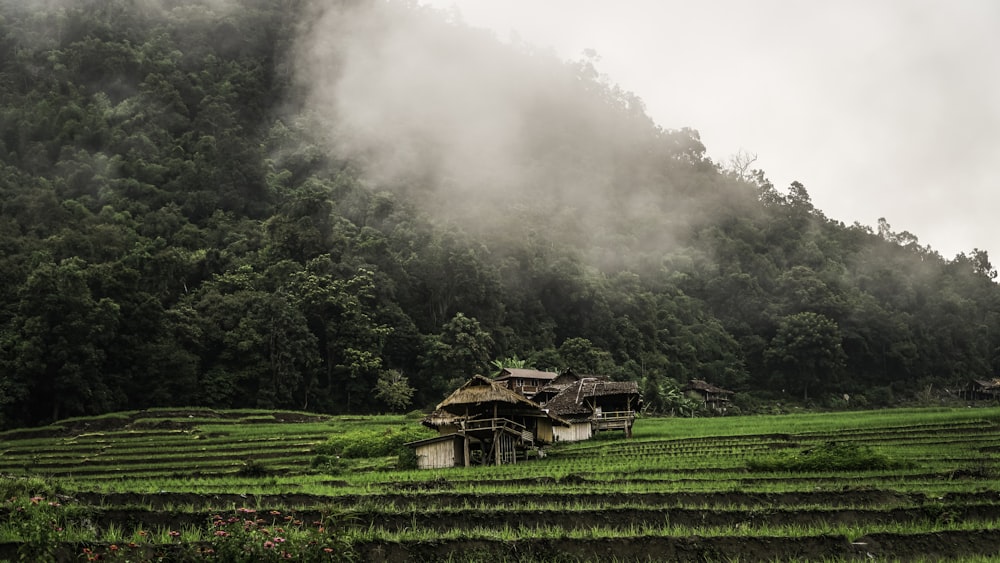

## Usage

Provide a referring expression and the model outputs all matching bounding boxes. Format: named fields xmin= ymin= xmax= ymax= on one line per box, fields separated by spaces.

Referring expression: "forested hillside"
xmin=1 ymin=0 xmax=998 ymax=429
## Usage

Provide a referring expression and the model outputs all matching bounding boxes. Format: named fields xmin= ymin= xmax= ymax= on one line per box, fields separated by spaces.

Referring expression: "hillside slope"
xmin=1 ymin=0 xmax=998 ymax=429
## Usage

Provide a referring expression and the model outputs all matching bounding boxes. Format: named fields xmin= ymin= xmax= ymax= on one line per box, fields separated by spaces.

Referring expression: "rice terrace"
xmin=1 ymin=406 xmax=1000 ymax=562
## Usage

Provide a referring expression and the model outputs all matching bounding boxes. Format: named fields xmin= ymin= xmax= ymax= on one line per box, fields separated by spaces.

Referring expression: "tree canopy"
xmin=1 ymin=0 xmax=998 ymax=428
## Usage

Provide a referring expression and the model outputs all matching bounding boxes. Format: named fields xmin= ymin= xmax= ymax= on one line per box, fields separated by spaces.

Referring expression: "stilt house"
xmin=963 ymin=378 xmax=1000 ymax=401
xmin=410 ymin=375 xmax=566 ymax=468
xmin=682 ymin=379 xmax=734 ymax=412
xmin=541 ymin=377 xmax=641 ymax=440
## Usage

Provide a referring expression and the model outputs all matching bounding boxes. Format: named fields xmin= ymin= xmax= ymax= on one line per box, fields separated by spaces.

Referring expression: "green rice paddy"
xmin=1 ymin=406 xmax=999 ymax=561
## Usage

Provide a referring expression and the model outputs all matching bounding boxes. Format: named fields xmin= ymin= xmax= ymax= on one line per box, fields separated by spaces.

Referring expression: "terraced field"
xmin=1 ymin=406 xmax=999 ymax=561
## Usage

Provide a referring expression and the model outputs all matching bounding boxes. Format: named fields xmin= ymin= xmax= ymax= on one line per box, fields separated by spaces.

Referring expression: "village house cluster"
xmin=407 ymin=369 xmax=642 ymax=469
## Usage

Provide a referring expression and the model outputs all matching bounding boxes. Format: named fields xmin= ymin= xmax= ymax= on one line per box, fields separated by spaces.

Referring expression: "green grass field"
xmin=1 ymin=406 xmax=999 ymax=561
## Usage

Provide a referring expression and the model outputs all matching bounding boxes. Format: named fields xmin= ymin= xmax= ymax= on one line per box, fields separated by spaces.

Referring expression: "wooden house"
xmin=541 ymin=377 xmax=641 ymax=440
xmin=413 ymin=375 xmax=566 ymax=467
xmin=493 ymin=368 xmax=559 ymax=399
xmin=682 ymin=379 xmax=734 ymax=412
xmin=963 ymin=378 xmax=1000 ymax=401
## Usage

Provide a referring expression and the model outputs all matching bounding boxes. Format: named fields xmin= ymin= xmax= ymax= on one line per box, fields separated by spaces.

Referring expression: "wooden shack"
xmin=407 ymin=434 xmax=466 ymax=469
xmin=682 ymin=379 xmax=734 ymax=412
xmin=541 ymin=377 xmax=641 ymax=440
xmin=963 ymin=378 xmax=1000 ymax=401
xmin=416 ymin=375 xmax=565 ymax=467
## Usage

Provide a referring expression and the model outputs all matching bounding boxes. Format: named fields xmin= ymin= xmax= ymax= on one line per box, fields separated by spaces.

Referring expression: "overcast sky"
xmin=418 ymin=0 xmax=1000 ymax=261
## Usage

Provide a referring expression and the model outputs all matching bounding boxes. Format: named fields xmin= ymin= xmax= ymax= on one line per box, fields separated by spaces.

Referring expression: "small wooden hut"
xmin=542 ymin=377 xmax=641 ymax=440
xmin=415 ymin=375 xmax=564 ymax=467
xmin=963 ymin=378 xmax=1000 ymax=401
xmin=682 ymin=379 xmax=734 ymax=412
xmin=407 ymin=434 xmax=466 ymax=469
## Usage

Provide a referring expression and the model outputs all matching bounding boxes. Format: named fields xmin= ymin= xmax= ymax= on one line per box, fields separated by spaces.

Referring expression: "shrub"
xmin=747 ymin=441 xmax=904 ymax=472
xmin=309 ymin=454 xmax=345 ymax=475
xmin=396 ymin=446 xmax=419 ymax=470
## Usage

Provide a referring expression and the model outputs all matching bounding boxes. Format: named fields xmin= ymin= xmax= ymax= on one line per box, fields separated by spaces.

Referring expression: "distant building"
xmin=682 ymin=379 xmax=734 ymax=413
xmin=963 ymin=378 xmax=1000 ymax=401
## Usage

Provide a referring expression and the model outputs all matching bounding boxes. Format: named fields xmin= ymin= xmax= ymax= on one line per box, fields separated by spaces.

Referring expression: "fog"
xmin=416 ymin=0 xmax=1000 ymax=261
xmin=291 ymin=0 xmax=691 ymax=258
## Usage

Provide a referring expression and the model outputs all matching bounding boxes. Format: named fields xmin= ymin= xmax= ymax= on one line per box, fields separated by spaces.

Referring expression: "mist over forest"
xmin=1 ymin=0 xmax=998 ymax=429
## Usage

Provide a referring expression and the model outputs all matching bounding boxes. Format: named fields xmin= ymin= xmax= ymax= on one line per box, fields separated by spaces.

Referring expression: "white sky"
xmin=418 ymin=0 xmax=1000 ymax=260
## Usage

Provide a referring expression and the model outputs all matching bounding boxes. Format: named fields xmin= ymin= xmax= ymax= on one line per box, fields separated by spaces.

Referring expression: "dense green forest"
xmin=1 ymin=0 xmax=998 ymax=429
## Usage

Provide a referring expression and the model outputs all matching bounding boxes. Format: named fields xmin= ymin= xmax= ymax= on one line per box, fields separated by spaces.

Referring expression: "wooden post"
xmin=463 ymin=435 xmax=470 ymax=467
xmin=494 ymin=429 xmax=501 ymax=466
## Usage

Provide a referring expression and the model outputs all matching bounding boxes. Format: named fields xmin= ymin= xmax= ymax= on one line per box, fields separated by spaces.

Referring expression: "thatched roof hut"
xmin=682 ymin=379 xmax=733 ymax=396
xmin=436 ymin=374 xmax=543 ymax=415
xmin=682 ymin=379 xmax=734 ymax=411
xmin=544 ymin=378 xmax=641 ymax=420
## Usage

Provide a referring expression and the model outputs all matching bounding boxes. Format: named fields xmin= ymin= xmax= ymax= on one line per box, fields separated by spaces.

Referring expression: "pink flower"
xmin=273 ymin=537 xmax=286 ymax=544
xmin=214 ymin=530 xmax=229 ymax=537
xmin=263 ymin=541 xmax=275 ymax=549
xmin=169 ymin=530 xmax=181 ymax=538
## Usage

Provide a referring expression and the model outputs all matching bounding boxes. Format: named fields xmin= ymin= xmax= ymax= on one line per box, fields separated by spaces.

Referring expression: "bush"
xmin=309 ymin=454 xmax=346 ymax=475
xmin=396 ymin=447 xmax=419 ymax=470
xmin=747 ymin=441 xmax=904 ymax=472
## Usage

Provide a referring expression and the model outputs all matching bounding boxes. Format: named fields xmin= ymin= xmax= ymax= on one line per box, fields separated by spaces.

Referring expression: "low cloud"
xmin=291 ymin=0 xmax=678 ymax=257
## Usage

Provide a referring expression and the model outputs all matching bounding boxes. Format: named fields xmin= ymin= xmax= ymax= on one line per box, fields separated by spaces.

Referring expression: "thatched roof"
xmin=436 ymin=374 xmax=543 ymax=414
xmin=682 ymin=379 xmax=733 ymax=395
xmin=544 ymin=378 xmax=640 ymax=417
